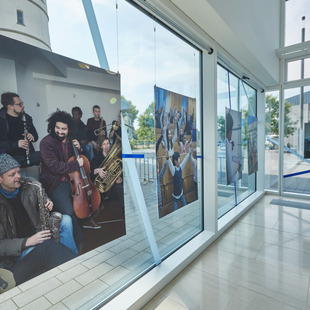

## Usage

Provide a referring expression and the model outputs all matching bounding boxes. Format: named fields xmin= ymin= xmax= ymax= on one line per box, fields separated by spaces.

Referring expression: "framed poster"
xmin=225 ymin=108 xmax=242 ymax=185
xmin=247 ymin=115 xmax=258 ymax=175
xmin=155 ymin=86 xmax=197 ymax=218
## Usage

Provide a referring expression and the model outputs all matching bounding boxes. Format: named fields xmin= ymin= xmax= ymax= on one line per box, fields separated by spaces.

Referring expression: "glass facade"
xmin=217 ymin=65 xmax=257 ymax=218
xmin=0 ymin=1 xmax=274 ymax=308
xmin=1 ymin=0 xmax=310 ymax=307
xmin=265 ymin=0 xmax=310 ymax=196
xmin=48 ymin=1 xmax=203 ymax=307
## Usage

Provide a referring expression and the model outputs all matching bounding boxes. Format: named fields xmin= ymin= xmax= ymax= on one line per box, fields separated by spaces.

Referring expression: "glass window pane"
xmin=47 ymin=0 xmax=203 ymax=307
xmin=285 ymin=0 xmax=310 ymax=46
xmin=17 ymin=10 xmax=24 ymax=25
xmin=238 ymin=80 xmax=256 ymax=203
xmin=265 ymin=91 xmax=280 ymax=191
xmin=217 ymin=64 xmax=256 ymax=218
xmin=283 ymin=86 xmax=310 ymax=195
xmin=287 ymin=57 xmax=310 ymax=82
xmin=117 ymin=1 xmax=203 ymax=255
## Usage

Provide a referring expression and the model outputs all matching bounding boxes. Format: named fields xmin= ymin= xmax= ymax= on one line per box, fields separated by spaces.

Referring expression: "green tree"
xmin=265 ymin=94 xmax=298 ymax=137
xmin=121 ymin=96 xmax=138 ymax=125
xmin=136 ymin=102 xmax=155 ymax=142
xmin=217 ymin=115 xmax=225 ymax=142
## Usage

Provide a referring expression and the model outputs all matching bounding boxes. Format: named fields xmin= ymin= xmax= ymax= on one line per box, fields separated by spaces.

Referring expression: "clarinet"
xmin=21 ymin=114 xmax=30 ymax=166
xmin=20 ymin=179 xmax=63 ymax=242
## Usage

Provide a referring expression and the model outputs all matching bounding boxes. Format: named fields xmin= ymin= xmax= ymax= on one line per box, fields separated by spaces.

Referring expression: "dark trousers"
xmin=13 ymin=151 xmax=41 ymax=168
xmin=10 ymin=239 xmax=77 ymax=285
xmin=51 ymin=181 xmax=83 ymax=246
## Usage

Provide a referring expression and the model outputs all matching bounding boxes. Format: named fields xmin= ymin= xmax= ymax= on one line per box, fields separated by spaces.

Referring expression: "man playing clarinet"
xmin=0 ymin=92 xmax=40 ymax=167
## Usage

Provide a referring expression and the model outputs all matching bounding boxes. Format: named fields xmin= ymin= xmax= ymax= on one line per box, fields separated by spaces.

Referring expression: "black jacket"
xmin=0 ymin=178 xmax=48 ymax=268
xmin=0 ymin=107 xmax=38 ymax=154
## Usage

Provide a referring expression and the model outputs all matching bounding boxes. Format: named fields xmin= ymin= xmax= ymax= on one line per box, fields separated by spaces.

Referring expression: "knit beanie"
xmin=0 ymin=154 xmax=20 ymax=176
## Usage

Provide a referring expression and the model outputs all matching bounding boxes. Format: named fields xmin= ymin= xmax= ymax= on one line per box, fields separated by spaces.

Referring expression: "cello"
xmin=68 ymin=143 xmax=101 ymax=219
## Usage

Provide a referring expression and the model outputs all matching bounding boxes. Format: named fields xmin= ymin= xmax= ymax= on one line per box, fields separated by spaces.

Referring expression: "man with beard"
xmin=0 ymin=153 xmax=77 ymax=292
xmin=0 ymin=92 xmax=40 ymax=167
xmin=39 ymin=110 xmax=88 ymax=248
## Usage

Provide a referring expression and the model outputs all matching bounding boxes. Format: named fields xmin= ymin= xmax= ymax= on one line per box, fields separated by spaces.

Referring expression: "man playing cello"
xmin=39 ymin=111 xmax=100 ymax=249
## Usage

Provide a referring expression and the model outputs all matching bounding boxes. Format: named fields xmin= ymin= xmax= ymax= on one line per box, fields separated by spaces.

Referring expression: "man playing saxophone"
xmin=0 ymin=154 xmax=78 ymax=292
xmin=0 ymin=92 xmax=40 ymax=167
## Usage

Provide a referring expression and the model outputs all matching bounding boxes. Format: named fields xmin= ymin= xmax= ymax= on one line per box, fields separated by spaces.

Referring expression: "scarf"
xmin=0 ymin=186 xmax=19 ymax=199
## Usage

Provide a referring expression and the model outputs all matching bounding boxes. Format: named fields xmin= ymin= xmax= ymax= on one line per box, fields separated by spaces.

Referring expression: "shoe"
xmin=82 ymin=218 xmax=101 ymax=230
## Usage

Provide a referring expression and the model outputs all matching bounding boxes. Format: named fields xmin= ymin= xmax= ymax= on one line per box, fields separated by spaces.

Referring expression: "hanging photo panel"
xmin=304 ymin=123 xmax=310 ymax=158
xmin=247 ymin=115 xmax=258 ymax=175
xmin=155 ymin=86 xmax=197 ymax=218
xmin=225 ymin=107 xmax=242 ymax=185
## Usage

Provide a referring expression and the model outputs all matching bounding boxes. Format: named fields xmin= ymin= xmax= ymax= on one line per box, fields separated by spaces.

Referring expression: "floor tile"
xmin=157 ymin=267 xmax=239 ymax=310
xmin=226 ymin=286 xmax=300 ymax=310
xmin=256 ymin=243 xmax=310 ymax=276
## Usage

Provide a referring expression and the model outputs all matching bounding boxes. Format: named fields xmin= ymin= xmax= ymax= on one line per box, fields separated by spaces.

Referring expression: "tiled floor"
xmin=142 ymin=194 xmax=310 ymax=310
xmin=2 ymin=190 xmax=310 ymax=309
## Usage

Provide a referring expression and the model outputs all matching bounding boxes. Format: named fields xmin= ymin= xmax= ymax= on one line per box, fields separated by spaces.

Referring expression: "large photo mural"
xmin=0 ymin=34 xmax=125 ymax=290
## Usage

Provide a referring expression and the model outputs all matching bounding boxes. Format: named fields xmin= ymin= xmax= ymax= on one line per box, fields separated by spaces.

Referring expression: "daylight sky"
xmin=47 ymin=0 xmax=200 ymax=127
xmin=47 ymin=0 xmax=310 ymax=118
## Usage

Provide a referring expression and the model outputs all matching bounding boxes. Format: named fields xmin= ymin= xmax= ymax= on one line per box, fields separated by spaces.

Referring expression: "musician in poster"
xmin=225 ymin=108 xmax=242 ymax=185
xmin=247 ymin=115 xmax=258 ymax=175
xmin=0 ymin=92 xmax=40 ymax=167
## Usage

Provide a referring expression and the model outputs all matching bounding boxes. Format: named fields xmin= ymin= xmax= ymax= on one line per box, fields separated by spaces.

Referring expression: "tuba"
xmin=95 ymin=134 xmax=122 ymax=193
xmin=94 ymin=117 xmax=105 ymax=136
xmin=94 ymin=120 xmax=119 ymax=136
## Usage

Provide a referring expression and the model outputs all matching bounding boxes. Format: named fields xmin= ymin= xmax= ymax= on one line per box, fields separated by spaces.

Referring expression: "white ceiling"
xmin=169 ymin=0 xmax=281 ymax=88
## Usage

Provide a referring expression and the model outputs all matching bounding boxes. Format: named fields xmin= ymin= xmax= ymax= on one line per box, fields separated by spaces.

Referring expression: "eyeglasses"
xmin=14 ymin=102 xmax=24 ymax=107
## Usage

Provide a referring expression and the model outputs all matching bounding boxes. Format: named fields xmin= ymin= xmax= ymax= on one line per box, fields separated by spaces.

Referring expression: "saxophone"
xmin=95 ymin=134 xmax=122 ymax=193
xmin=20 ymin=179 xmax=63 ymax=242
xmin=21 ymin=114 xmax=30 ymax=166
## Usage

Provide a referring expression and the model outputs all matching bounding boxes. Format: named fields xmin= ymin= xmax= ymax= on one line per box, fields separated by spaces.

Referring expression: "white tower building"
xmin=0 ymin=0 xmax=50 ymax=50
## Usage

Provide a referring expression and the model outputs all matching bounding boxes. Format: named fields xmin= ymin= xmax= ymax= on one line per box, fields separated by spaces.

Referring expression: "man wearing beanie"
xmin=0 ymin=153 xmax=78 ymax=292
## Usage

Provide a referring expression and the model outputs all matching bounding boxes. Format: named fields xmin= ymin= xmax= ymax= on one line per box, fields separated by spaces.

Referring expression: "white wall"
xmin=1 ymin=58 xmax=121 ymax=152
xmin=0 ymin=58 xmax=18 ymax=92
